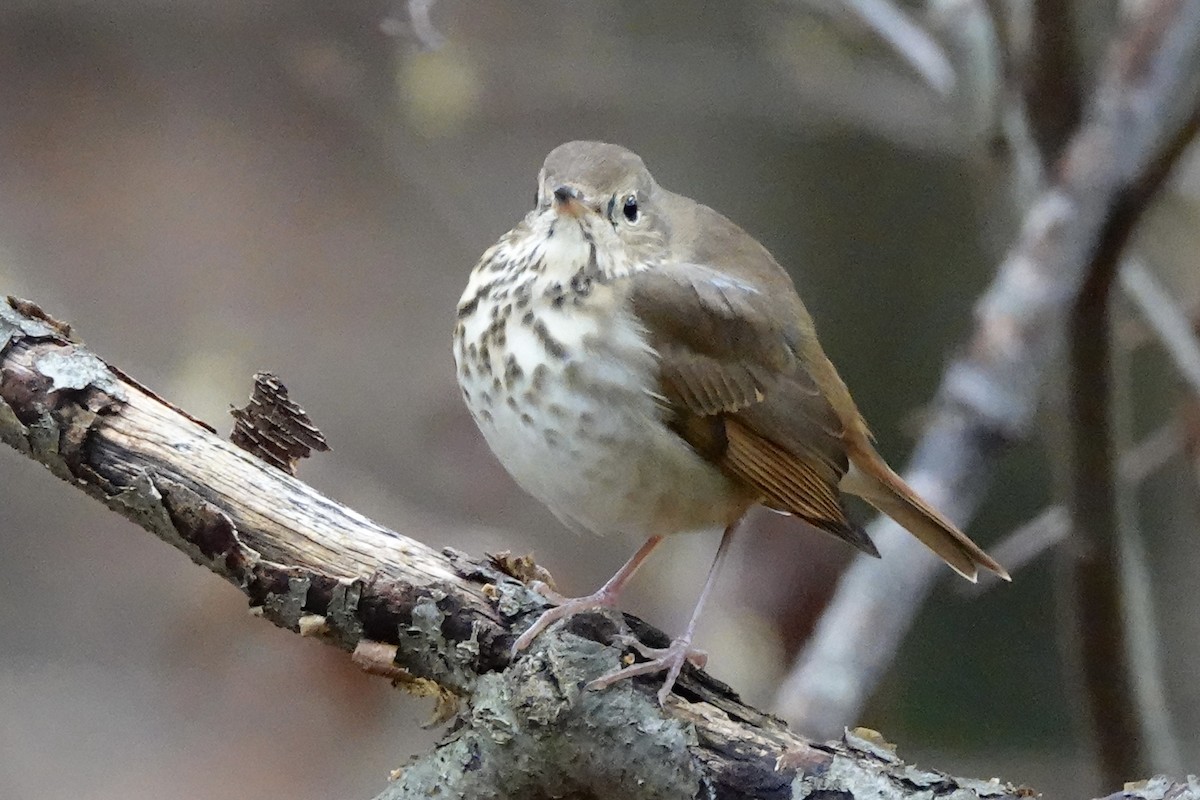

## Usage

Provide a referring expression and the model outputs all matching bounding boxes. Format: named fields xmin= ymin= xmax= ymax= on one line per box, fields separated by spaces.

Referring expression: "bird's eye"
xmin=622 ymin=194 xmax=640 ymax=223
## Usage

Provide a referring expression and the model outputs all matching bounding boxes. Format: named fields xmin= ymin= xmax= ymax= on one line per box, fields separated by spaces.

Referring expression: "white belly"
xmin=454 ymin=254 xmax=746 ymax=538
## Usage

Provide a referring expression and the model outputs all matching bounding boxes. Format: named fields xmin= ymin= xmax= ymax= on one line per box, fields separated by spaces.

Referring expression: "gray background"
xmin=1 ymin=2 xmax=1197 ymax=798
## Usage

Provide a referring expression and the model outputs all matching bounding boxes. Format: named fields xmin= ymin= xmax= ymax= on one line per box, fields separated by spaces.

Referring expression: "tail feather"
xmin=840 ymin=450 xmax=1010 ymax=583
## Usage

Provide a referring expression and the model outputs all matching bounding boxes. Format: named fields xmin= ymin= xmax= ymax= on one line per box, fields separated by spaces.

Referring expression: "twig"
xmin=774 ymin=0 xmax=1200 ymax=741
xmin=1118 ymin=417 xmax=1184 ymax=484
xmin=961 ymin=408 xmax=1191 ymax=597
xmin=838 ymin=0 xmax=958 ymax=95
xmin=1111 ymin=323 xmax=1185 ymax=778
xmin=405 ymin=0 xmax=446 ymax=51
xmin=1120 ymin=258 xmax=1200 ymax=397
xmin=957 ymin=505 xmax=1069 ymax=594
xmin=0 ymin=299 xmax=1031 ymax=800
xmin=380 ymin=0 xmax=446 ymax=50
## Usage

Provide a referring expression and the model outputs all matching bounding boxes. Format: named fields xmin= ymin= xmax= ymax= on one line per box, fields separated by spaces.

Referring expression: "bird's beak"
xmin=552 ymin=185 xmax=587 ymax=219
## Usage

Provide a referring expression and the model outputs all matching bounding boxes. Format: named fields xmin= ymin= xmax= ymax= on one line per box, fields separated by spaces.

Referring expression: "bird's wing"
xmin=627 ymin=261 xmax=879 ymax=556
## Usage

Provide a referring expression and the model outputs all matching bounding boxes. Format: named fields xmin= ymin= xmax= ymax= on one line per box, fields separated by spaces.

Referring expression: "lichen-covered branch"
xmin=0 ymin=297 xmax=1039 ymax=799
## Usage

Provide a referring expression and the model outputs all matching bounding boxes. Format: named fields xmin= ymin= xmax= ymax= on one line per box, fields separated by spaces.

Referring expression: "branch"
xmin=1120 ymin=259 xmax=1200 ymax=398
xmin=0 ymin=298 xmax=1038 ymax=799
xmin=837 ymin=0 xmax=957 ymax=95
xmin=1062 ymin=3 xmax=1200 ymax=780
xmin=775 ymin=0 xmax=1200 ymax=739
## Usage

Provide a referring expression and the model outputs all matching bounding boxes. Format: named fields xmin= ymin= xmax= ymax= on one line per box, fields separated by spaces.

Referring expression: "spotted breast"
xmin=452 ymin=209 xmax=750 ymax=539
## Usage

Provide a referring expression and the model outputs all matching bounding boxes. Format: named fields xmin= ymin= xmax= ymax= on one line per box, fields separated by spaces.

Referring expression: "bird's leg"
xmin=588 ymin=515 xmax=744 ymax=705
xmin=512 ymin=534 xmax=665 ymax=654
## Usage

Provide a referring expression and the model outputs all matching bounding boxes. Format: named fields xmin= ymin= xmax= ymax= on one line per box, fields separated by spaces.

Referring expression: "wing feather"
xmin=629 ymin=261 xmax=879 ymax=556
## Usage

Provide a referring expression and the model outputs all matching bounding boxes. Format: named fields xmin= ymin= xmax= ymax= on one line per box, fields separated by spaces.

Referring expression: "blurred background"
xmin=1 ymin=2 xmax=1197 ymax=798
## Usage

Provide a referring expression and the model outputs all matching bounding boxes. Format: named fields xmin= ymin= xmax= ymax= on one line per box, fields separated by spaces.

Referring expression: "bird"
xmin=452 ymin=140 xmax=1008 ymax=704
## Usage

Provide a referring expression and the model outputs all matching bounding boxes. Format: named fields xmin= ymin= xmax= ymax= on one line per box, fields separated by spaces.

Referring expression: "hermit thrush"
xmin=453 ymin=141 xmax=1008 ymax=704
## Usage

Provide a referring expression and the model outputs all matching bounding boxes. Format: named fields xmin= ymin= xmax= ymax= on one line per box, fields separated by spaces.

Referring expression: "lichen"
xmin=379 ymin=626 xmax=701 ymax=800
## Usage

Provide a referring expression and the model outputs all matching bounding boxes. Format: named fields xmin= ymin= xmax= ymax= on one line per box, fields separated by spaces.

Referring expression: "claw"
xmin=588 ymin=636 xmax=706 ymax=705
xmin=510 ymin=535 xmax=665 ymax=657
xmin=527 ymin=579 xmax=567 ymax=605
xmin=511 ymin=588 xmax=619 ymax=655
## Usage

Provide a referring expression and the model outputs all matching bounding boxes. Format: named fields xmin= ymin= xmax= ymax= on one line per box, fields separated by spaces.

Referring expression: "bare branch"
xmin=380 ymin=0 xmax=447 ymax=50
xmin=1119 ymin=417 xmax=1185 ymax=483
xmin=1120 ymin=258 xmax=1200 ymax=397
xmin=1063 ymin=0 xmax=1200 ymax=775
xmin=775 ymin=0 xmax=1200 ymax=741
xmin=0 ymin=299 xmax=1034 ymax=799
xmin=839 ymin=0 xmax=958 ymax=94
xmin=957 ymin=505 xmax=1069 ymax=594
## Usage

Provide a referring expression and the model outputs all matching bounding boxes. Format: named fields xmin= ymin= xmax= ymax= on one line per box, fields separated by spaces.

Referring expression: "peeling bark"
xmin=0 ymin=298 xmax=1191 ymax=799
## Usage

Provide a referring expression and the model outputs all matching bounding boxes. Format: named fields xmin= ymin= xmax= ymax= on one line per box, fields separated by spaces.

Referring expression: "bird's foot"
xmin=588 ymin=634 xmax=707 ymax=705
xmin=511 ymin=582 xmax=619 ymax=654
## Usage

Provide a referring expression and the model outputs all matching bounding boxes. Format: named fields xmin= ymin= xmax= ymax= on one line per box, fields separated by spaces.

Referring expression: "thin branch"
xmin=775 ymin=0 xmax=1200 ymax=741
xmin=1119 ymin=417 xmax=1185 ymax=484
xmin=957 ymin=505 xmax=1069 ymax=594
xmin=0 ymin=299 xmax=1033 ymax=800
xmin=380 ymin=0 xmax=446 ymax=50
xmin=1120 ymin=258 xmax=1200 ymax=397
xmin=839 ymin=0 xmax=958 ymax=95
xmin=1064 ymin=13 xmax=1200 ymax=776
xmin=961 ymin=406 xmax=1192 ymax=597
xmin=1111 ymin=320 xmax=1186 ymax=778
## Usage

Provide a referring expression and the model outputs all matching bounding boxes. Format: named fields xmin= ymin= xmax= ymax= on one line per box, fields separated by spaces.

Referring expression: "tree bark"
xmin=2 ymin=299 xmax=1197 ymax=798
xmin=0 ymin=297 xmax=1021 ymax=798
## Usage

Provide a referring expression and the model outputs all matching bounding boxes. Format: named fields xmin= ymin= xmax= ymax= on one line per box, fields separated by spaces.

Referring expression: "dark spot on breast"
xmin=543 ymin=429 xmax=561 ymax=447
xmin=504 ymin=355 xmax=524 ymax=388
xmin=547 ymin=403 xmax=566 ymax=418
xmin=532 ymin=319 xmax=568 ymax=360
xmin=563 ymin=362 xmax=583 ymax=387
xmin=570 ymin=269 xmax=594 ymax=297
xmin=457 ymin=296 xmax=479 ymax=319
xmin=520 ymin=412 xmax=534 ymax=426
xmin=506 ymin=396 xmax=519 ymax=411
xmin=544 ymin=282 xmax=566 ymax=306
xmin=531 ymin=364 xmax=549 ymax=391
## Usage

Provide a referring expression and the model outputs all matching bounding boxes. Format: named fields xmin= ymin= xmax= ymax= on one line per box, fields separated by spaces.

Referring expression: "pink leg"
xmin=512 ymin=535 xmax=665 ymax=654
xmin=589 ymin=515 xmax=745 ymax=705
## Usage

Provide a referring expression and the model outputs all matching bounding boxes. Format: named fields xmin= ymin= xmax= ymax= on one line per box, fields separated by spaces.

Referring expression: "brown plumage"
xmin=629 ymin=193 xmax=1006 ymax=580
xmin=455 ymin=140 xmax=1007 ymax=704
